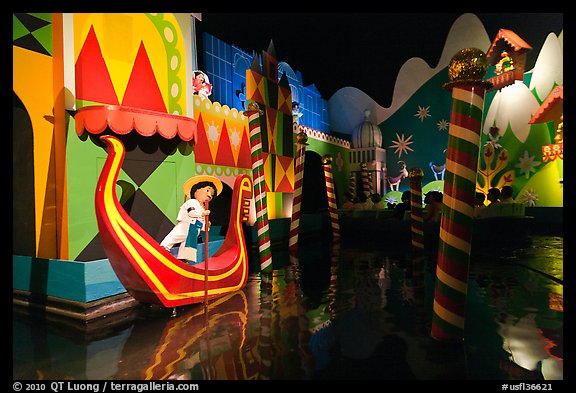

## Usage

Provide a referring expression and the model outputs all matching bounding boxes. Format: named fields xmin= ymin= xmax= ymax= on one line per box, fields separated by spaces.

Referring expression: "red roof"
xmin=487 ymin=29 xmax=533 ymax=63
xmin=529 ymin=86 xmax=563 ymax=124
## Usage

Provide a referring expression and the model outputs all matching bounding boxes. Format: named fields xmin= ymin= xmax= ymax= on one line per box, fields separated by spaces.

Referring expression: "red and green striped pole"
xmin=322 ymin=154 xmax=341 ymax=241
xmin=245 ymin=102 xmax=273 ymax=273
xmin=409 ymin=167 xmax=425 ymax=255
xmin=289 ymin=130 xmax=308 ymax=253
xmin=431 ymin=48 xmax=492 ymax=342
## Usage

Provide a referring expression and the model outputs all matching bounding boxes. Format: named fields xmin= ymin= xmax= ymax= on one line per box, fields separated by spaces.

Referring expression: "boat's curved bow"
xmin=95 ymin=135 xmax=253 ymax=307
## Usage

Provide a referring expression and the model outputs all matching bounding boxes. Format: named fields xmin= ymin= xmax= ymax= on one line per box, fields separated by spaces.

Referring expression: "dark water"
xmin=13 ymin=236 xmax=563 ymax=382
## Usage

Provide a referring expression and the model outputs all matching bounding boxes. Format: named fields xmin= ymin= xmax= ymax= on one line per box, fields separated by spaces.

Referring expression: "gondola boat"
xmin=95 ymin=135 xmax=253 ymax=308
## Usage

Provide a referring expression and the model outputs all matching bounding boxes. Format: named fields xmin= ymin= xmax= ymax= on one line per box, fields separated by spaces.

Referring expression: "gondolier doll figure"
xmin=160 ymin=175 xmax=223 ymax=263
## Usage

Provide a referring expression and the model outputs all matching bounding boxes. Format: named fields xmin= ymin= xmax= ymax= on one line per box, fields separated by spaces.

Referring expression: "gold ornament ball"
xmin=408 ymin=167 xmax=424 ymax=179
xmin=448 ymin=48 xmax=488 ymax=82
xmin=296 ymin=130 xmax=308 ymax=144
xmin=247 ymin=102 xmax=260 ymax=111
xmin=322 ymin=154 xmax=333 ymax=165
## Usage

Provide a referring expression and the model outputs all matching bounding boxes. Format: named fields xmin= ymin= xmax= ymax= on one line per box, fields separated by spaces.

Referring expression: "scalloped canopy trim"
xmin=74 ymin=105 xmax=196 ymax=141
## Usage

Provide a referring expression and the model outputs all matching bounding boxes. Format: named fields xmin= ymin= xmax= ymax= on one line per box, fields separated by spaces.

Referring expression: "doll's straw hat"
xmin=182 ymin=175 xmax=223 ymax=199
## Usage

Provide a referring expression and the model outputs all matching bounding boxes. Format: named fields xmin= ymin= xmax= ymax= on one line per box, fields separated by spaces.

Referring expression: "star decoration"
xmin=518 ymin=188 xmax=538 ymax=206
xmin=385 ymin=195 xmax=399 ymax=204
xmin=415 ymin=105 xmax=431 ymax=122
xmin=515 ymin=150 xmax=541 ymax=179
xmin=437 ymin=118 xmax=449 ymax=131
xmin=389 ymin=132 xmax=414 ymax=158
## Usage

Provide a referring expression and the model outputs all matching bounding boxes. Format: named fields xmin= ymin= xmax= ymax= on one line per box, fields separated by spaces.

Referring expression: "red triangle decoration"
xmin=122 ymin=42 xmax=167 ymax=113
xmin=236 ymin=125 xmax=252 ymax=169
xmin=215 ymin=121 xmax=236 ymax=167
xmin=275 ymin=175 xmax=294 ymax=193
xmin=193 ymin=113 xmax=213 ymax=164
xmin=75 ymin=26 xmax=119 ymax=105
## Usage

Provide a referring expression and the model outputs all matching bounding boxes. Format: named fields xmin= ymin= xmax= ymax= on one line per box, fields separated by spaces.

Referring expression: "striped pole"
xmin=289 ymin=130 xmax=308 ymax=253
xmin=244 ymin=102 xmax=273 ymax=273
xmin=431 ymin=48 xmax=492 ymax=342
xmin=408 ymin=167 xmax=425 ymax=255
xmin=412 ymin=252 xmax=427 ymax=335
xmin=348 ymin=171 xmax=357 ymax=199
xmin=360 ymin=162 xmax=373 ymax=197
xmin=328 ymin=241 xmax=340 ymax=320
xmin=288 ymin=252 xmax=314 ymax=375
xmin=322 ymin=155 xmax=340 ymax=241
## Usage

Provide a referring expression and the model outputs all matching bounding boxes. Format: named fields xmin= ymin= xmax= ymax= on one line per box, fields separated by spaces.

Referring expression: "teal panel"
xmin=12 ymin=255 xmax=33 ymax=290
xmin=84 ymin=259 xmax=127 ymax=301
xmin=47 ymin=260 xmax=86 ymax=301
xmin=13 ymin=256 xmax=126 ymax=303
xmin=196 ymin=239 xmax=226 ymax=263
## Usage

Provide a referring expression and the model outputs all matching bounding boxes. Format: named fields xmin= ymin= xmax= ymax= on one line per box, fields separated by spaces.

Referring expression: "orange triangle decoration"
xmin=75 ymin=25 xmax=119 ymax=105
xmin=215 ymin=121 xmax=236 ymax=167
xmin=262 ymin=152 xmax=272 ymax=192
xmin=277 ymin=85 xmax=292 ymax=115
xmin=226 ymin=120 xmax=243 ymax=166
xmin=122 ymin=42 xmax=167 ymax=113
xmin=246 ymin=71 xmax=265 ymax=106
xmin=204 ymin=116 xmax=225 ymax=164
xmin=274 ymin=155 xmax=294 ymax=192
xmin=237 ymin=125 xmax=252 ymax=169
xmin=193 ymin=113 xmax=213 ymax=164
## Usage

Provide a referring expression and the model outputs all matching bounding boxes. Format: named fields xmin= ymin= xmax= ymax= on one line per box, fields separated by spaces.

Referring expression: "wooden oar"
xmin=204 ymin=200 xmax=210 ymax=304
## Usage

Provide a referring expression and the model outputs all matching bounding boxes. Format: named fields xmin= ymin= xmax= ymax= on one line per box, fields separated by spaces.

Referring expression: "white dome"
xmin=352 ymin=120 xmax=382 ymax=148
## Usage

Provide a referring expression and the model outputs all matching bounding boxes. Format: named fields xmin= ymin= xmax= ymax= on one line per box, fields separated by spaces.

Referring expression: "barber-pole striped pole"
xmin=361 ymin=162 xmax=373 ymax=197
xmin=288 ymin=253 xmax=314 ymax=373
xmin=245 ymin=103 xmax=273 ymax=273
xmin=348 ymin=172 xmax=357 ymax=199
xmin=412 ymin=253 xmax=427 ymax=334
xmin=409 ymin=167 xmax=425 ymax=254
xmin=431 ymin=48 xmax=492 ymax=342
xmin=328 ymin=242 xmax=340 ymax=319
xmin=322 ymin=155 xmax=340 ymax=241
xmin=289 ymin=131 xmax=308 ymax=253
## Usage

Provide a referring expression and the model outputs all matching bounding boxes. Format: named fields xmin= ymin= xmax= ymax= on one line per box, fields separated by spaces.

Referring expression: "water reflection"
xmin=467 ymin=237 xmax=564 ymax=381
xmin=13 ymin=236 xmax=562 ymax=381
xmin=144 ymin=292 xmax=251 ymax=380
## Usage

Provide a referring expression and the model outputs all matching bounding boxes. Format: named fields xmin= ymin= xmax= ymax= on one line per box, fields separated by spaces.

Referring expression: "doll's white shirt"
xmin=176 ymin=199 xmax=206 ymax=229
